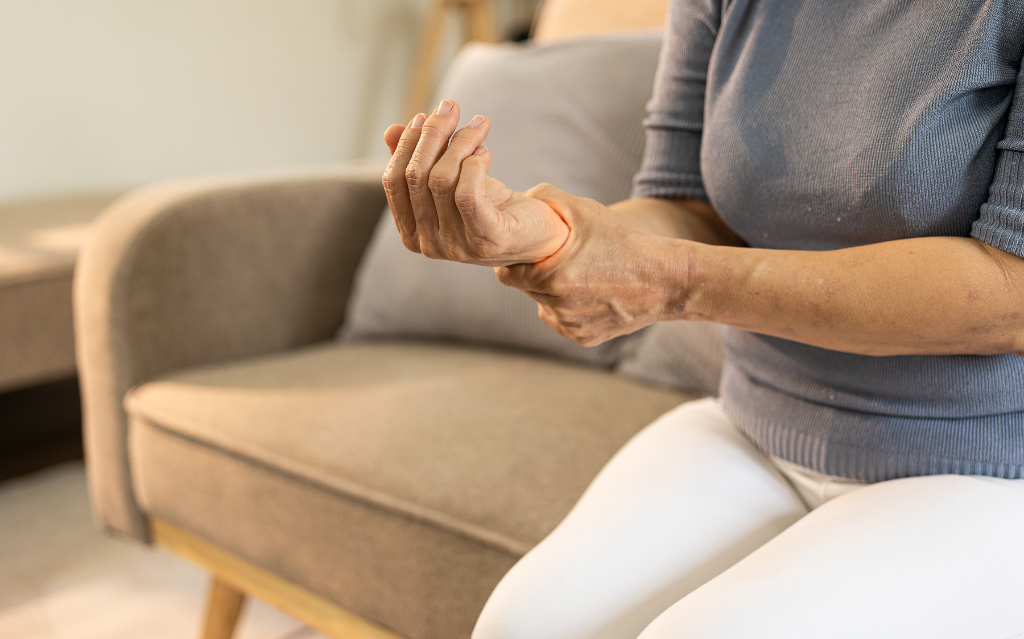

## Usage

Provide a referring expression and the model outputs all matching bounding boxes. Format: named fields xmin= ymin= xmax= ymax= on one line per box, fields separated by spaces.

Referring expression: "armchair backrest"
xmin=533 ymin=0 xmax=670 ymax=42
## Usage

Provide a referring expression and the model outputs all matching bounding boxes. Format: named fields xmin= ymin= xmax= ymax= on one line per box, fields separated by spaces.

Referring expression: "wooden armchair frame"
xmin=152 ymin=518 xmax=402 ymax=639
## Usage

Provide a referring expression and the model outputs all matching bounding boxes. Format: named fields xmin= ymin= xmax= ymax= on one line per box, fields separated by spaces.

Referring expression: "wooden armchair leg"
xmin=403 ymin=0 xmax=500 ymax=120
xmin=201 ymin=576 xmax=247 ymax=639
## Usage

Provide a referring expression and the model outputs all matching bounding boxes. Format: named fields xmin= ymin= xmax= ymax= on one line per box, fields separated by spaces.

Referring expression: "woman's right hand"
xmin=382 ymin=99 xmax=569 ymax=266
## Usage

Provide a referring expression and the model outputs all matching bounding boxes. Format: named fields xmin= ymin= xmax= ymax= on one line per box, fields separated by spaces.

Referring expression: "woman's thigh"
xmin=472 ymin=399 xmax=807 ymax=639
xmin=639 ymin=474 xmax=1024 ymax=639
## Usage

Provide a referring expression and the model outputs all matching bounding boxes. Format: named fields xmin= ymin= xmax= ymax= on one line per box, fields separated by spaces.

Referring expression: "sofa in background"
xmin=73 ymin=2 xmax=725 ymax=639
xmin=0 ymin=193 xmax=121 ymax=476
xmin=0 ymin=193 xmax=121 ymax=392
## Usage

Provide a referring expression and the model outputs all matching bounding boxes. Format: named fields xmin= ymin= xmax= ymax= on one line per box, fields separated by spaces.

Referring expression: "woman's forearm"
xmin=611 ymin=197 xmax=747 ymax=246
xmin=681 ymin=236 xmax=1024 ymax=356
xmin=494 ymin=187 xmax=1024 ymax=355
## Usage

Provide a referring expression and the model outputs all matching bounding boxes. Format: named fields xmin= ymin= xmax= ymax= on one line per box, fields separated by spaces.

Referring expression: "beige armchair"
xmin=74 ymin=2 xmax=676 ymax=638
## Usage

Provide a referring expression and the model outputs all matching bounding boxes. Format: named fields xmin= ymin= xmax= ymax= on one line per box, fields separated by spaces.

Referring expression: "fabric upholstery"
xmin=126 ymin=340 xmax=687 ymax=638
xmin=0 ymin=193 xmax=120 ymax=391
xmin=74 ymin=163 xmax=387 ymax=541
xmin=132 ymin=421 xmax=513 ymax=639
xmin=616 ymin=321 xmax=724 ymax=397
xmin=0 ymin=193 xmax=118 ymax=283
xmin=343 ymin=34 xmax=663 ymax=367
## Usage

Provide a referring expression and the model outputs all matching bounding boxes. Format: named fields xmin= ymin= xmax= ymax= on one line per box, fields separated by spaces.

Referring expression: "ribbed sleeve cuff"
xmin=972 ymin=149 xmax=1024 ymax=257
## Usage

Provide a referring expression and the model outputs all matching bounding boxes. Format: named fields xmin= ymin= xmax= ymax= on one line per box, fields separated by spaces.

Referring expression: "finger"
xmin=406 ymin=99 xmax=461 ymax=257
xmin=495 ymin=264 xmax=521 ymax=289
xmin=429 ymin=115 xmax=491 ymax=240
xmin=495 ymin=263 xmax=547 ymax=294
xmin=455 ymin=145 xmax=501 ymax=235
xmin=384 ymin=124 xmax=405 ymax=155
xmin=523 ymin=181 xmax=564 ymax=201
xmin=524 ymin=182 xmax=579 ymax=226
xmin=382 ymin=113 xmax=426 ymax=251
xmin=537 ymin=304 xmax=571 ymax=339
xmin=504 ymin=265 xmax=569 ymax=308
xmin=495 ymin=263 xmax=540 ymax=292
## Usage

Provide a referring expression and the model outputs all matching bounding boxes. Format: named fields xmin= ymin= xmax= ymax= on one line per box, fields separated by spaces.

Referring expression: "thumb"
xmin=524 ymin=182 xmax=568 ymax=201
xmin=524 ymin=182 xmax=578 ymax=225
xmin=384 ymin=124 xmax=406 ymax=155
xmin=454 ymin=145 xmax=500 ymax=224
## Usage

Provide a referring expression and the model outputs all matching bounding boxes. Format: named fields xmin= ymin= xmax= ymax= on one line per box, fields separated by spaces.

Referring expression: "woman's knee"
xmin=471 ymin=560 xmax=573 ymax=639
xmin=474 ymin=398 xmax=807 ymax=639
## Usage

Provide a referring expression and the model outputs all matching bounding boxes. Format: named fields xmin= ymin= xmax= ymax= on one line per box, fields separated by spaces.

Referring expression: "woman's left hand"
xmin=497 ymin=183 xmax=699 ymax=346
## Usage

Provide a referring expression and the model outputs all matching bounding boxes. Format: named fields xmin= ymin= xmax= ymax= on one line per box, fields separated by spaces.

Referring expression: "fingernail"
xmin=473 ymin=146 xmax=487 ymax=156
xmin=435 ymin=99 xmax=454 ymax=115
xmin=411 ymin=113 xmax=425 ymax=128
xmin=467 ymin=115 xmax=485 ymax=127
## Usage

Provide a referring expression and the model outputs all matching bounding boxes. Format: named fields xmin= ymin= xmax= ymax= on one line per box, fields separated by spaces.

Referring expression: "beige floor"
xmin=0 ymin=461 xmax=329 ymax=639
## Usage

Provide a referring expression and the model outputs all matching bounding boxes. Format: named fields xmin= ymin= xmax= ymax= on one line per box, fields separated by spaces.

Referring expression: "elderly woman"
xmin=381 ymin=0 xmax=1024 ymax=636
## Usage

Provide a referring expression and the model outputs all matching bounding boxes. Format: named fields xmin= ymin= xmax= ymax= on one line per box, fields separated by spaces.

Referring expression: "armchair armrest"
xmin=74 ymin=162 xmax=388 ymax=541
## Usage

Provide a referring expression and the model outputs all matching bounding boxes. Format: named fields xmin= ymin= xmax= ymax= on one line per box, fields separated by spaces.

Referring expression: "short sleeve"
xmin=972 ymin=63 xmax=1024 ymax=257
xmin=631 ymin=0 xmax=722 ymax=202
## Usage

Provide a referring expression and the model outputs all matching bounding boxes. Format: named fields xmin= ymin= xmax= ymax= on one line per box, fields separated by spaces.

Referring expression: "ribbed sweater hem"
xmin=720 ymin=360 xmax=1024 ymax=482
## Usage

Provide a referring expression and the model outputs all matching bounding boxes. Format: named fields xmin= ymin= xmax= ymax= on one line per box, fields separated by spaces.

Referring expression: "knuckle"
xmin=542 ymin=275 xmax=568 ymax=298
xmin=454 ymin=194 xmax=476 ymax=214
xmin=559 ymin=313 xmax=584 ymax=329
xmin=559 ymin=322 xmax=586 ymax=344
xmin=382 ymin=170 xmax=403 ymax=197
xmin=420 ymin=122 xmax=445 ymax=139
xmin=453 ymin=186 xmax=472 ymax=205
xmin=437 ymin=229 xmax=460 ymax=256
xmin=419 ymin=238 xmax=444 ymax=260
xmin=427 ymin=167 xmax=455 ymax=195
xmin=539 ymin=311 xmax=568 ymax=337
xmin=395 ymin=225 xmax=418 ymax=249
xmin=405 ymin=164 xmax=429 ymax=192
xmin=570 ymin=327 xmax=601 ymax=347
xmin=453 ymin=182 xmax=481 ymax=209
xmin=553 ymin=268 xmax=581 ymax=295
xmin=497 ymin=265 xmax=527 ymax=287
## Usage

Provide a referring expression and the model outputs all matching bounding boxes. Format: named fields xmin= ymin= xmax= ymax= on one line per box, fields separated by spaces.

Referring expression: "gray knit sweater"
xmin=633 ymin=0 xmax=1024 ymax=481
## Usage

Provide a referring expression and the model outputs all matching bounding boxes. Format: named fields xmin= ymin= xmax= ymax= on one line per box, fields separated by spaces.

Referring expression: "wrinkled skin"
xmin=383 ymin=100 xmax=1024 ymax=357
xmin=382 ymin=100 xmax=568 ymax=265
xmin=382 ymin=99 xmax=690 ymax=345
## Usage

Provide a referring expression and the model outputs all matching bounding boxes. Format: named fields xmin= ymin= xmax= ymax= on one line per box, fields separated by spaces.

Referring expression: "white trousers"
xmin=472 ymin=399 xmax=1024 ymax=639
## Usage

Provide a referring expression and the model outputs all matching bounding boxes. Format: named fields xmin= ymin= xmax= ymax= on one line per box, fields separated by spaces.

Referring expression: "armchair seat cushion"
xmin=124 ymin=340 xmax=686 ymax=638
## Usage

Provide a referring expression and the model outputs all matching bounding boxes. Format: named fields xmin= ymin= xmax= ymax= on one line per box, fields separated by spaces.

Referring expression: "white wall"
xmin=0 ymin=0 xmax=528 ymax=201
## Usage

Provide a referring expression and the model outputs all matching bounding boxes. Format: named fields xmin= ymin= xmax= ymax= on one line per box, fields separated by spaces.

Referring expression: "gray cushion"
xmin=125 ymin=340 xmax=687 ymax=639
xmin=616 ymin=321 xmax=724 ymax=397
xmin=342 ymin=34 xmax=663 ymax=366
